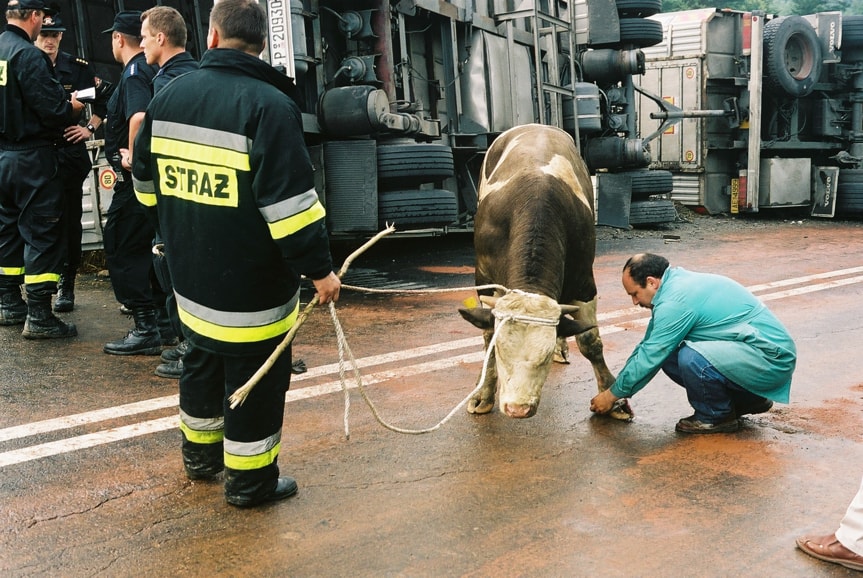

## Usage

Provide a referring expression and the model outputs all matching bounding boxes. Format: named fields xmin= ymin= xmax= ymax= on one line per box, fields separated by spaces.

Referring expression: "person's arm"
xmin=120 ymin=111 xmax=146 ymax=170
xmin=253 ymin=96 xmax=339 ymax=301
xmin=591 ymin=301 xmax=697 ymax=413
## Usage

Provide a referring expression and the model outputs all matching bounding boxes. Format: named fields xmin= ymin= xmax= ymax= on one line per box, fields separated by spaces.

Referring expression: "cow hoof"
xmin=609 ymin=398 xmax=635 ymax=422
xmin=552 ymin=352 xmax=570 ymax=364
xmin=468 ymin=399 xmax=494 ymax=414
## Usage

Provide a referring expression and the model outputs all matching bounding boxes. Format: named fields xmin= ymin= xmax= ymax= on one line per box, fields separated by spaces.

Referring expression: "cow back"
xmin=474 ymin=124 xmax=598 ymax=303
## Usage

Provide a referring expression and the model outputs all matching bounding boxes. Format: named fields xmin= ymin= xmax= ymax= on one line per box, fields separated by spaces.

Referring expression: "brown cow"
xmin=459 ymin=124 xmax=631 ymax=419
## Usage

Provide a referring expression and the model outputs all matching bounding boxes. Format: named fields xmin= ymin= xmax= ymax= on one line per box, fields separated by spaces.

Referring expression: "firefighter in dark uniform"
xmin=0 ymin=0 xmax=82 ymax=338
xmin=101 ymin=11 xmax=165 ymax=356
xmin=132 ymin=0 xmax=341 ymax=507
xmin=139 ymin=5 xmax=199 ymax=379
xmin=35 ymin=13 xmax=110 ymax=313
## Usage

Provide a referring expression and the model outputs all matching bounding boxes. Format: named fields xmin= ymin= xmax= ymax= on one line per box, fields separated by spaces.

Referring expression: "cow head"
xmin=459 ymin=290 xmax=593 ymax=418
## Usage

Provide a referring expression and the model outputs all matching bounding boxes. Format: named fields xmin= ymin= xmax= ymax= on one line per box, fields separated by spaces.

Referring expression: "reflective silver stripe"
xmin=151 ymin=120 xmax=250 ymax=154
xmin=174 ymin=288 xmax=300 ymax=328
xmin=224 ymin=431 xmax=281 ymax=456
xmin=180 ymin=409 xmax=224 ymax=431
xmin=133 ymin=176 xmax=155 ymax=193
xmin=259 ymin=188 xmax=320 ymax=223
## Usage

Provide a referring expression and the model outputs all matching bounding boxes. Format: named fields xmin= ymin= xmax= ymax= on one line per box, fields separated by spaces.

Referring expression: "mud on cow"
xmin=459 ymin=124 xmax=629 ymax=420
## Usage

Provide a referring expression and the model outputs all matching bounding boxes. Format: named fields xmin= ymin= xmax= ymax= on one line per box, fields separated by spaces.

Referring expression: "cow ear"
xmin=557 ymin=315 xmax=596 ymax=337
xmin=458 ymin=307 xmax=495 ymax=330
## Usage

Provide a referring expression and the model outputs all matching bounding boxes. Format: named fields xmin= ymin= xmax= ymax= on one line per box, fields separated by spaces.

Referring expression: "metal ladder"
xmin=496 ymin=0 xmax=577 ymax=131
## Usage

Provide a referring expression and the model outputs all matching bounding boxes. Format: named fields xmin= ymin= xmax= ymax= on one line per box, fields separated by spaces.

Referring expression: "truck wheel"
xmin=618 ymin=18 xmax=664 ymax=48
xmin=378 ymin=189 xmax=459 ymax=229
xmin=628 ymin=199 xmax=678 ymax=225
xmin=763 ymin=16 xmax=822 ymax=98
xmin=615 ymin=0 xmax=661 ymax=18
xmin=837 ymin=169 xmax=863 ymax=213
xmin=616 ymin=169 xmax=674 ymax=198
xmin=378 ymin=143 xmax=455 ymax=187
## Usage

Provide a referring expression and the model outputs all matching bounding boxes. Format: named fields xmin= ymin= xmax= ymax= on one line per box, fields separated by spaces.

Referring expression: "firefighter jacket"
xmin=132 ymin=48 xmax=333 ymax=356
xmin=0 ymin=24 xmax=75 ymax=145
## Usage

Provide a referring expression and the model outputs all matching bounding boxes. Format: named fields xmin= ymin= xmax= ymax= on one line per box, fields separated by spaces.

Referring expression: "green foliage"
xmin=659 ymin=0 xmax=861 ymax=15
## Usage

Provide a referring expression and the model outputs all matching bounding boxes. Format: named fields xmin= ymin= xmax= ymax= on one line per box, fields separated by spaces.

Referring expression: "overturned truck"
xmin=273 ymin=0 xmax=676 ymax=236
xmin=636 ymin=8 xmax=863 ymax=217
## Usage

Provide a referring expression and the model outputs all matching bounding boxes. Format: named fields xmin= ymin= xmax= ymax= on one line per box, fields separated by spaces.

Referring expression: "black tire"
xmin=378 ymin=189 xmax=459 ymax=229
xmin=763 ymin=16 xmax=822 ymax=98
xmin=616 ymin=0 xmax=661 ymax=18
xmin=618 ymin=18 xmax=664 ymax=48
xmin=842 ymin=15 xmax=863 ymax=50
xmin=837 ymin=169 xmax=863 ymax=213
xmin=377 ymin=143 xmax=455 ymax=187
xmin=616 ymin=169 xmax=674 ymax=198
xmin=628 ymin=199 xmax=677 ymax=225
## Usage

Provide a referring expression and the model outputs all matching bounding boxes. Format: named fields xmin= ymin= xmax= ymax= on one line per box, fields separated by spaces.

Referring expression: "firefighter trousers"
xmin=0 ymin=147 xmax=65 ymax=298
xmin=56 ymin=142 xmax=92 ymax=281
xmin=179 ymin=343 xmax=293 ymax=501
xmin=103 ymin=178 xmax=165 ymax=310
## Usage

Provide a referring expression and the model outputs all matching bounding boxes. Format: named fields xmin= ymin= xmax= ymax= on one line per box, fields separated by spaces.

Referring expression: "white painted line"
xmin=0 ymin=267 xmax=861 ymax=467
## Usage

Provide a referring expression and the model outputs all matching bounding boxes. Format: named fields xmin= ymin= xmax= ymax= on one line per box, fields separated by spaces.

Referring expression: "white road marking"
xmin=1 ymin=266 xmax=862 ymax=467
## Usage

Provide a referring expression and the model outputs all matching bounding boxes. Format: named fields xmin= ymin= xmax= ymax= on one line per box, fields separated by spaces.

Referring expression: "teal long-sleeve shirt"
xmin=609 ymin=267 xmax=796 ymax=403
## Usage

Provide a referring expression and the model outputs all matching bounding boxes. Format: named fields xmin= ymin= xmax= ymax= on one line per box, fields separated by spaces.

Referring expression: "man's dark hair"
xmin=210 ymin=0 xmax=266 ymax=54
xmin=624 ymin=253 xmax=669 ymax=287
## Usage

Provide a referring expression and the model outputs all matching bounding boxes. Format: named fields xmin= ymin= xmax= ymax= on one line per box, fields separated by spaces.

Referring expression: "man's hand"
xmin=313 ymin=272 xmax=341 ymax=305
xmin=70 ymin=92 xmax=84 ymax=115
xmin=64 ymin=124 xmax=91 ymax=144
xmin=119 ymin=147 xmax=132 ymax=171
xmin=590 ymin=388 xmax=620 ymax=414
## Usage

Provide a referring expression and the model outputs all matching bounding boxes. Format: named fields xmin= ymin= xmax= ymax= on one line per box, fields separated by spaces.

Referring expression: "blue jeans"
xmin=662 ymin=344 xmax=768 ymax=423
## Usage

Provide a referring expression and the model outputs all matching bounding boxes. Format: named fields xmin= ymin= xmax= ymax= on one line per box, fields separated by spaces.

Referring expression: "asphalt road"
xmin=2 ymin=214 xmax=863 ymax=577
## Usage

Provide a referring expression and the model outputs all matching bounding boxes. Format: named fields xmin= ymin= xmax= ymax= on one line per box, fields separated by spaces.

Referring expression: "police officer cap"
xmin=101 ymin=10 xmax=142 ymax=36
xmin=6 ymin=0 xmax=57 ymax=14
xmin=41 ymin=13 xmax=65 ymax=32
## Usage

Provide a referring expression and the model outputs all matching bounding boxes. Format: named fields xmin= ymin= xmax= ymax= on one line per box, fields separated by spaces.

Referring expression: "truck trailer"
xmin=22 ymin=0 xmax=696 ymax=249
xmin=637 ymin=8 xmax=863 ymax=218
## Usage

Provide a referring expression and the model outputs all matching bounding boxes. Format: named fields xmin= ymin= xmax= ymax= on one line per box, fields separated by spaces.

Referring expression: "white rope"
xmin=328 ymin=301 xmax=504 ymax=438
xmin=340 ymin=282 xmax=508 ymax=295
xmin=326 ymin=288 xmax=565 ymax=438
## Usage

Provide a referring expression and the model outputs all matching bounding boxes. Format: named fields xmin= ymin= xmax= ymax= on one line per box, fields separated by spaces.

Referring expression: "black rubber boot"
xmin=22 ymin=299 xmax=77 ymax=339
xmin=182 ymin=435 xmax=224 ymax=480
xmin=160 ymin=340 xmax=189 ymax=363
xmin=224 ymin=466 xmax=297 ymax=508
xmin=53 ymin=275 xmax=75 ymax=313
xmin=155 ymin=357 xmax=183 ymax=379
xmin=103 ymin=307 xmax=162 ymax=355
xmin=0 ymin=290 xmax=27 ymax=326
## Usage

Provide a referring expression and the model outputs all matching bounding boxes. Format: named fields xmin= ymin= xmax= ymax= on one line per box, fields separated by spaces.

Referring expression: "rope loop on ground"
xmin=329 ymin=302 xmax=510 ymax=438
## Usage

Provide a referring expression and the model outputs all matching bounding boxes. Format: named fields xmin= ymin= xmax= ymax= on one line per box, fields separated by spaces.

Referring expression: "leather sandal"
xmin=796 ymin=533 xmax=863 ymax=571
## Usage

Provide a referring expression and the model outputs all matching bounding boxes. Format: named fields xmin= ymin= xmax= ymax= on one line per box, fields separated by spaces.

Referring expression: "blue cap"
xmin=102 ymin=10 xmax=142 ymax=36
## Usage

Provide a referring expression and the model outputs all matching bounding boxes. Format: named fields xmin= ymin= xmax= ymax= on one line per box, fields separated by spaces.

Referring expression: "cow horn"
xmin=479 ymin=295 xmax=498 ymax=308
xmin=559 ymin=304 xmax=580 ymax=315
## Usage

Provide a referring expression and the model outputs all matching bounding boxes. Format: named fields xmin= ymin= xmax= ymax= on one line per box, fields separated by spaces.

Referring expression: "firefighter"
xmin=101 ymin=11 xmax=167 ymax=356
xmin=35 ymin=13 xmax=110 ymax=313
xmin=139 ymin=5 xmax=199 ymax=379
xmin=0 ymin=0 xmax=83 ymax=338
xmin=132 ymin=0 xmax=340 ymax=507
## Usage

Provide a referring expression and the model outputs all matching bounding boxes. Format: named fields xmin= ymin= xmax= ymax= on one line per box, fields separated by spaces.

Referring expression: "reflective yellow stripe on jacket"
xmin=174 ymin=288 xmax=300 ymax=344
xmin=259 ymin=188 xmax=326 ymax=240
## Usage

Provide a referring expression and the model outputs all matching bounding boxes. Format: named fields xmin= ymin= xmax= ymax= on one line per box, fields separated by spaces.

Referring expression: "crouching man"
xmin=590 ymin=253 xmax=796 ymax=433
